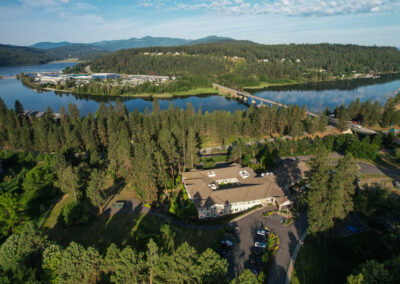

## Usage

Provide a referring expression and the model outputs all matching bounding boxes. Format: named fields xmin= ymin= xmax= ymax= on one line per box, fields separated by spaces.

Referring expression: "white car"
xmin=254 ymin=241 xmax=267 ymax=249
xmin=261 ymin=172 xmax=273 ymax=177
xmin=208 ymin=171 xmax=216 ymax=177
xmin=208 ymin=183 xmax=218 ymax=190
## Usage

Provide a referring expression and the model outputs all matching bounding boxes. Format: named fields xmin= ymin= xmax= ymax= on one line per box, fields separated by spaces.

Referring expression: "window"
xmin=213 ymin=213 xmax=217 ymax=217
xmin=235 ymin=208 xmax=238 ymax=212
xmin=207 ymin=213 xmax=210 ymax=217
xmin=219 ymin=211 xmax=223 ymax=215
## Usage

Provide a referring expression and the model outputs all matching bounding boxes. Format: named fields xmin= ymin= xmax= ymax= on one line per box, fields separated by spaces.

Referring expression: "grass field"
xmin=43 ymin=194 xmax=75 ymax=229
xmin=46 ymin=208 xmax=223 ymax=253
xmin=291 ymin=232 xmax=392 ymax=284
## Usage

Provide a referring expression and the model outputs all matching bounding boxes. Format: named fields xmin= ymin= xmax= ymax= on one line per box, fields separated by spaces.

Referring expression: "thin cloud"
xmin=147 ymin=0 xmax=397 ymax=16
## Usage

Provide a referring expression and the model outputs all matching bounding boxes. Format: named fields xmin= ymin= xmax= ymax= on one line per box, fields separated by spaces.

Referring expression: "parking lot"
xmin=218 ymin=209 xmax=307 ymax=283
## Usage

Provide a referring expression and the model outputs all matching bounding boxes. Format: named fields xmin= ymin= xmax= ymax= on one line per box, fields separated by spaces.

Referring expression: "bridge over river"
xmin=213 ymin=83 xmax=320 ymax=117
xmin=213 ymin=83 xmax=377 ymax=135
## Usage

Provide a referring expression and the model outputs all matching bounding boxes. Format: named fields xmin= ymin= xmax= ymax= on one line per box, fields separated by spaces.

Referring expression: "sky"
xmin=0 ymin=0 xmax=399 ymax=47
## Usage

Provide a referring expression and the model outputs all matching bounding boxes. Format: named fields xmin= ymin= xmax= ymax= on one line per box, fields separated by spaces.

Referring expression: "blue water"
xmin=0 ymin=62 xmax=399 ymax=116
xmin=0 ymin=63 xmax=247 ymax=116
xmin=253 ymin=78 xmax=400 ymax=113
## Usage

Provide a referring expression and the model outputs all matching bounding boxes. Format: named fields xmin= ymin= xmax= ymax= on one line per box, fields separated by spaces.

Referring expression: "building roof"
xmin=183 ymin=161 xmax=306 ymax=208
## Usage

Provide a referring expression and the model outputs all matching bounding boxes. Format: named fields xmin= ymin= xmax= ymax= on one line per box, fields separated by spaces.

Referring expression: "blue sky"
xmin=1 ymin=0 xmax=399 ymax=46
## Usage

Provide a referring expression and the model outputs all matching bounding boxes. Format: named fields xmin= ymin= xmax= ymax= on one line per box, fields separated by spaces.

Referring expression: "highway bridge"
xmin=214 ymin=83 xmax=378 ymax=135
xmin=214 ymin=83 xmax=319 ymax=117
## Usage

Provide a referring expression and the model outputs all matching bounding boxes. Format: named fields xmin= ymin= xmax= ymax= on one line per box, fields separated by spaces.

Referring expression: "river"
xmin=0 ymin=63 xmax=399 ymax=116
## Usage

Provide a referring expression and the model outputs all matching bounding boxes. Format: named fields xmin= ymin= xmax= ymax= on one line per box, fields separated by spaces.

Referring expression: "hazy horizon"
xmin=1 ymin=0 xmax=399 ymax=47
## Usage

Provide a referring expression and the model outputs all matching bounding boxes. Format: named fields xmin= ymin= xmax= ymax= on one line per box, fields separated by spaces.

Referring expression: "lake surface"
xmin=0 ymin=62 xmax=399 ymax=116
xmin=251 ymin=74 xmax=400 ymax=113
xmin=0 ymin=63 xmax=247 ymax=116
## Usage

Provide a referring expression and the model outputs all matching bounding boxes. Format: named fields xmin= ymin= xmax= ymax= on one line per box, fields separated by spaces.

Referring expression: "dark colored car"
xmin=220 ymin=239 xmax=233 ymax=250
xmin=249 ymin=254 xmax=262 ymax=265
xmin=227 ymin=224 xmax=240 ymax=234
xmin=251 ymin=246 xmax=265 ymax=256
xmin=255 ymin=235 xmax=268 ymax=243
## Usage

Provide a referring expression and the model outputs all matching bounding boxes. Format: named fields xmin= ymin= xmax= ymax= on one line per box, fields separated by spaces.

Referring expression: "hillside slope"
xmin=0 ymin=44 xmax=57 ymax=66
xmin=69 ymin=42 xmax=400 ymax=89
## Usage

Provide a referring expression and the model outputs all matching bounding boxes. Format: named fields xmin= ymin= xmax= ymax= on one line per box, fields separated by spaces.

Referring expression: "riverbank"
xmin=47 ymin=58 xmax=82 ymax=64
xmin=243 ymin=73 xmax=400 ymax=92
xmin=43 ymin=87 xmax=219 ymax=98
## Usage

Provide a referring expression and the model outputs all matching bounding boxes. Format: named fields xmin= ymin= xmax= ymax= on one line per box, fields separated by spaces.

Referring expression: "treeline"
xmin=331 ymin=94 xmax=400 ymax=128
xmin=0 ymin=98 xmax=326 ymax=205
xmin=69 ymin=42 xmax=400 ymax=89
xmin=0 ymin=224 xmax=236 ymax=283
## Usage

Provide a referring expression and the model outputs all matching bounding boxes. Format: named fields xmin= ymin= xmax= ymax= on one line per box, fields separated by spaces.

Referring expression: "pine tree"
xmin=306 ymin=146 xmax=333 ymax=233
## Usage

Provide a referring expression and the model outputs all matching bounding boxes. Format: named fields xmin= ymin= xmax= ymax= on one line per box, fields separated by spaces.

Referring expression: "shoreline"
xmin=20 ymin=71 xmax=400 ymax=100
xmin=41 ymin=87 xmax=219 ymax=98
xmin=243 ymin=72 xmax=400 ymax=92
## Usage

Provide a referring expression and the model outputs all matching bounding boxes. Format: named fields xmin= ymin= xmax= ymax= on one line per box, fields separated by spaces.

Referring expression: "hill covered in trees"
xmin=0 ymin=44 xmax=107 ymax=67
xmin=0 ymin=44 xmax=57 ymax=66
xmin=70 ymin=42 xmax=400 ymax=89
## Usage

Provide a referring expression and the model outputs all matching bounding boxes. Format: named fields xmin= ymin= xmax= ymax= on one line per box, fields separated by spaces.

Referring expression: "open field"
xmin=46 ymin=208 xmax=223 ymax=253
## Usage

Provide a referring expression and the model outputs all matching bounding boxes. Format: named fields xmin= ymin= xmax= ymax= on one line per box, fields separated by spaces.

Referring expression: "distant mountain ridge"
xmin=0 ymin=36 xmax=236 ymax=66
xmin=30 ymin=36 xmax=235 ymax=52
xmin=31 ymin=42 xmax=72 ymax=49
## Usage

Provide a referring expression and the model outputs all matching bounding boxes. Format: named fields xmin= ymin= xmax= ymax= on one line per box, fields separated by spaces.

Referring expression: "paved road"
xmin=226 ymin=209 xmax=307 ymax=283
xmin=281 ymin=153 xmax=400 ymax=177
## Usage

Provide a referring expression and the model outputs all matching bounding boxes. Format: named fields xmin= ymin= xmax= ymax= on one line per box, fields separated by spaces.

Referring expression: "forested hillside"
xmin=71 ymin=42 xmax=400 ymax=89
xmin=0 ymin=44 xmax=107 ymax=67
xmin=0 ymin=44 xmax=56 ymax=66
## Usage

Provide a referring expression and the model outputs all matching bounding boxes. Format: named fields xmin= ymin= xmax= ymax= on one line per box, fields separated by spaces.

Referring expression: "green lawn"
xmin=291 ymin=232 xmax=392 ymax=284
xmin=47 ymin=210 xmax=223 ymax=253
xmin=43 ymin=194 xmax=75 ymax=229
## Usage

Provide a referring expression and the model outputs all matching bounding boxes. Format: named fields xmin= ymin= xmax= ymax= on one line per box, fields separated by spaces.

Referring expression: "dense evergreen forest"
xmin=1 ymin=95 xmax=400 ymax=283
xmin=0 ymin=44 xmax=56 ymax=66
xmin=69 ymin=42 xmax=400 ymax=90
xmin=0 ymin=44 xmax=107 ymax=67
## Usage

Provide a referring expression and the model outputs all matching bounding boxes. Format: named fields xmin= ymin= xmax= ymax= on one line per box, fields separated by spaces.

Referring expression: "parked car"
xmin=226 ymin=224 xmax=240 ymax=234
xmin=251 ymin=246 xmax=265 ymax=255
xmin=111 ymin=201 xmax=125 ymax=208
xmin=255 ymin=235 xmax=268 ymax=243
xmin=261 ymin=172 xmax=274 ymax=177
xmin=249 ymin=254 xmax=262 ymax=265
xmin=221 ymin=239 xmax=233 ymax=249
xmin=256 ymin=229 xmax=269 ymax=236
xmin=254 ymin=241 xmax=267 ymax=249
xmin=208 ymin=182 xmax=217 ymax=190
xmin=208 ymin=171 xmax=216 ymax=177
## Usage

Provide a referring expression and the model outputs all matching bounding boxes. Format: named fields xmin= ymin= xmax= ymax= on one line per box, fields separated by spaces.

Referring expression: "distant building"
xmin=92 ymin=73 xmax=117 ymax=80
